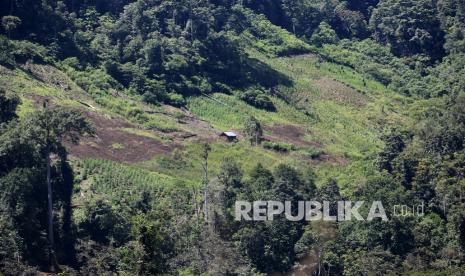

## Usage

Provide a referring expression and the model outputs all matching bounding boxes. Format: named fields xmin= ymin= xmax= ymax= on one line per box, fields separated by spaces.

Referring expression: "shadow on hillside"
xmin=243 ymin=56 xmax=292 ymax=88
xmin=208 ymin=54 xmax=292 ymax=91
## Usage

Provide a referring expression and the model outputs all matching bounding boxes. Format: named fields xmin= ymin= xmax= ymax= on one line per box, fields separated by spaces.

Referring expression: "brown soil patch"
xmin=264 ymin=124 xmax=319 ymax=147
xmin=313 ymin=76 xmax=367 ymax=108
xmin=175 ymin=107 xmax=222 ymax=142
xmin=67 ymin=112 xmax=177 ymax=163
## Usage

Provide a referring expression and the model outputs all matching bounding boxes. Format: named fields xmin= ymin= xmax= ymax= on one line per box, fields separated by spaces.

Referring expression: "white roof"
xmin=223 ymin=132 xmax=237 ymax=137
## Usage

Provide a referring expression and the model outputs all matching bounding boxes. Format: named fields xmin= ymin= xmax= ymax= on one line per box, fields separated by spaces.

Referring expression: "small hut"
xmin=220 ymin=131 xmax=238 ymax=142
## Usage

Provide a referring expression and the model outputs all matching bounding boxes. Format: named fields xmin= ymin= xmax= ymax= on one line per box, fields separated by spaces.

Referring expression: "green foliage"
xmin=75 ymin=239 xmax=119 ymax=275
xmin=238 ymin=88 xmax=276 ymax=111
xmin=342 ymin=249 xmax=401 ymax=275
xmin=79 ymin=199 xmax=130 ymax=245
xmin=81 ymin=159 xmax=178 ymax=196
xmin=224 ymin=163 xmax=311 ymax=273
xmin=318 ymin=39 xmax=400 ymax=86
xmin=0 ymin=215 xmax=28 ymax=274
xmin=243 ymin=115 xmax=263 ymax=146
xmin=10 ymin=40 xmax=52 ymax=64
xmin=165 ymin=93 xmax=186 ymax=107
xmin=0 ymin=36 xmax=53 ymax=66
xmin=0 ymin=89 xmax=19 ymax=123
xmin=306 ymin=146 xmax=324 ymax=159
xmin=0 ymin=35 xmax=14 ymax=66
xmin=369 ymin=0 xmax=445 ymax=60
xmin=235 ymin=6 xmax=311 ymax=56
xmin=0 ymin=102 xmax=91 ymax=272
xmin=310 ymin=22 xmax=339 ymax=47
xmin=187 ymin=92 xmax=307 ymax=130
xmin=317 ymin=38 xmax=460 ymax=97
xmin=2 ymin=0 xmax=465 ymax=274
xmin=1 ymin=16 xmax=21 ymax=38
xmin=262 ymin=141 xmax=296 ymax=152
xmin=377 ymin=128 xmax=407 ymax=173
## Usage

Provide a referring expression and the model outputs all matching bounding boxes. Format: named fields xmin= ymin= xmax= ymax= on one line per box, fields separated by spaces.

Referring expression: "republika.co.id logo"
xmin=235 ymin=200 xmax=425 ymax=221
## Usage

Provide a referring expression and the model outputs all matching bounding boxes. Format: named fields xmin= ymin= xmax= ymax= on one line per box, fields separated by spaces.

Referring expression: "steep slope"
xmin=3 ymin=1 xmax=465 ymax=274
xmin=0 ymin=42 xmax=413 ymax=193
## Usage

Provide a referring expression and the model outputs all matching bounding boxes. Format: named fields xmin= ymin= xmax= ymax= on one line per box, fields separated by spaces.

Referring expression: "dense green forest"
xmin=1 ymin=0 xmax=465 ymax=275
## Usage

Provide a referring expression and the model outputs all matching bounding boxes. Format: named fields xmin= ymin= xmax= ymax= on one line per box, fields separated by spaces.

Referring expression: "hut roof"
xmin=221 ymin=131 xmax=237 ymax=137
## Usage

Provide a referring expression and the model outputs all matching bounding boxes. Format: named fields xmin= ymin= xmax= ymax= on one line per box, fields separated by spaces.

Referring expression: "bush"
xmin=307 ymin=147 xmax=324 ymax=159
xmin=361 ymin=63 xmax=393 ymax=86
xmin=310 ymin=22 xmax=339 ymax=47
xmin=239 ymin=89 xmax=276 ymax=111
xmin=0 ymin=36 xmax=15 ymax=66
xmin=213 ymin=82 xmax=232 ymax=94
xmin=11 ymin=40 xmax=52 ymax=64
xmin=126 ymin=108 xmax=148 ymax=124
xmin=263 ymin=141 xmax=296 ymax=152
xmin=165 ymin=93 xmax=186 ymax=107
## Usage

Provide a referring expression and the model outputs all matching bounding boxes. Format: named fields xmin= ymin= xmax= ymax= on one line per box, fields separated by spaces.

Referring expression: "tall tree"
xmin=30 ymin=103 xmax=93 ymax=271
xmin=243 ymin=115 xmax=263 ymax=146
xmin=1 ymin=15 xmax=21 ymax=38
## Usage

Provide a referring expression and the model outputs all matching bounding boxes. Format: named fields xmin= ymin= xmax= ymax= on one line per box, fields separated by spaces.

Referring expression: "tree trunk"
xmin=46 ymin=141 xmax=55 ymax=272
xmin=202 ymin=146 xmax=210 ymax=222
xmin=44 ymin=99 xmax=55 ymax=272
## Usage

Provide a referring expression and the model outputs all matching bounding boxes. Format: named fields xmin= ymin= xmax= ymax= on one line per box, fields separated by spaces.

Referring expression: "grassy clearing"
xmin=311 ymin=100 xmax=382 ymax=158
xmin=239 ymin=49 xmax=413 ymax=188
xmin=187 ymin=93 xmax=310 ymax=130
xmin=72 ymin=158 xmax=182 ymax=221
xmin=93 ymin=94 xmax=181 ymax=133
xmin=16 ymin=96 xmax=35 ymax=117
xmin=0 ymin=65 xmax=92 ymax=105
xmin=184 ymin=45 xmax=414 ymax=188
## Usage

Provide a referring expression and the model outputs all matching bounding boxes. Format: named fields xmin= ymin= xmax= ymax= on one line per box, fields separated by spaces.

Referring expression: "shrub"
xmin=361 ymin=63 xmax=393 ymax=86
xmin=263 ymin=141 xmax=296 ymax=152
xmin=310 ymin=22 xmax=339 ymax=47
xmin=307 ymin=147 xmax=324 ymax=159
xmin=126 ymin=108 xmax=148 ymax=124
xmin=239 ymin=89 xmax=276 ymax=111
xmin=0 ymin=36 xmax=15 ymax=66
xmin=213 ymin=82 xmax=232 ymax=94
xmin=61 ymin=57 xmax=81 ymax=69
xmin=11 ymin=40 xmax=52 ymax=64
xmin=165 ymin=93 xmax=186 ymax=107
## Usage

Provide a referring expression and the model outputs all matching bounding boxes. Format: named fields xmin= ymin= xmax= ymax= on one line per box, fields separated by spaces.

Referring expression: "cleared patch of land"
xmin=264 ymin=124 xmax=316 ymax=147
xmin=67 ymin=112 xmax=177 ymax=163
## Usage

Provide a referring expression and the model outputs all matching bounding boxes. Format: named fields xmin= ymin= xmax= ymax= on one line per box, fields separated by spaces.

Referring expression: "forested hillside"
xmin=1 ymin=0 xmax=465 ymax=275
